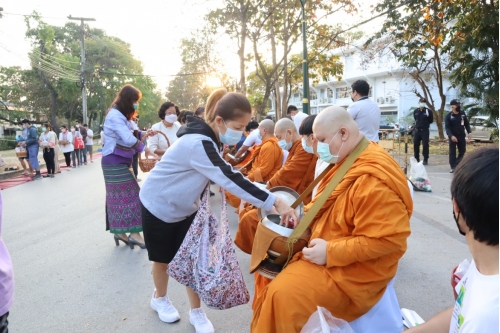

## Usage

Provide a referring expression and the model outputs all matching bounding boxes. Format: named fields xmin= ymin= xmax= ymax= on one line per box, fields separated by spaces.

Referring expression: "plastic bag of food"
xmin=409 ymin=157 xmax=432 ymax=192
xmin=301 ymin=306 xmax=354 ymax=333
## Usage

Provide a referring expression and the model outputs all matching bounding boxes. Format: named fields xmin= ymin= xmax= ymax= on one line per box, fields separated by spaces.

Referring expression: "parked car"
xmin=379 ymin=121 xmax=399 ymax=139
xmin=469 ymin=116 xmax=497 ymax=141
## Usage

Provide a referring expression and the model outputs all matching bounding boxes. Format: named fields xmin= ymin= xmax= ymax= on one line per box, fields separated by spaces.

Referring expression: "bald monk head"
xmin=312 ymin=106 xmax=364 ymax=164
xmin=275 ymin=118 xmax=301 ymax=150
xmin=258 ymin=119 xmax=275 ymax=140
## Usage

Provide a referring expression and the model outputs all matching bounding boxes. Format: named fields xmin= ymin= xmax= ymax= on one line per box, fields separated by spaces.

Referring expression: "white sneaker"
xmin=150 ymin=290 xmax=180 ymax=323
xmin=189 ymin=308 xmax=214 ymax=333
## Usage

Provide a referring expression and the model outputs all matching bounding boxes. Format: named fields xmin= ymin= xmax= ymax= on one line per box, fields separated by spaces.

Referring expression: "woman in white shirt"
xmin=149 ymin=102 xmax=181 ymax=157
xmin=58 ymin=125 xmax=74 ymax=168
xmin=39 ymin=122 xmax=57 ymax=178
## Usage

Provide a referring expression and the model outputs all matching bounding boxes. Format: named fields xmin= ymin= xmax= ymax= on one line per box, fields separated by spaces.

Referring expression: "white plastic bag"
xmin=301 ymin=306 xmax=354 ymax=333
xmin=409 ymin=157 xmax=432 ymax=192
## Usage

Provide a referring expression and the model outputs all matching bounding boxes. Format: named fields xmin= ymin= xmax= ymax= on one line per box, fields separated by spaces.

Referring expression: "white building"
xmin=273 ymin=40 xmax=462 ymax=128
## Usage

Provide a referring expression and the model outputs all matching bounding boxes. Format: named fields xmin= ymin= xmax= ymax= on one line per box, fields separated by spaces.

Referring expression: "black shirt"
xmin=413 ymin=107 xmax=434 ymax=129
xmin=445 ymin=111 xmax=471 ymax=137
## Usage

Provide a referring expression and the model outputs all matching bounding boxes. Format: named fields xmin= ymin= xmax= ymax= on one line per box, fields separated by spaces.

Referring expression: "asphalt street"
xmin=2 ymin=155 xmax=470 ymax=332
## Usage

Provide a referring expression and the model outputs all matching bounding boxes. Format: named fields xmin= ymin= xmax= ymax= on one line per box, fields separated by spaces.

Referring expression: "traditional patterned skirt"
xmin=102 ymin=162 xmax=142 ymax=233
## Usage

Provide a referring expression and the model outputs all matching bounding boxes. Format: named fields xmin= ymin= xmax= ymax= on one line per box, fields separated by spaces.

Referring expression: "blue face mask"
xmin=277 ymin=131 xmax=292 ymax=151
xmin=317 ymin=130 xmax=344 ymax=164
xmin=133 ymin=103 xmax=139 ymax=110
xmin=301 ymin=138 xmax=314 ymax=154
xmin=42 ymin=127 xmax=47 ymax=132
xmin=257 ymin=130 xmax=262 ymax=140
xmin=219 ymin=120 xmax=244 ymax=145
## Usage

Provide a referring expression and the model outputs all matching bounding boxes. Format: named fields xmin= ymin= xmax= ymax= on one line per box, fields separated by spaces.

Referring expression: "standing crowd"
xmin=15 ymin=120 xmax=96 ymax=180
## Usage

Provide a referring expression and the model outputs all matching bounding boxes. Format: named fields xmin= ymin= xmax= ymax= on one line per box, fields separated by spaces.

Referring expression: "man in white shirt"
xmin=83 ymin=124 xmax=94 ymax=163
xmin=234 ymin=123 xmax=262 ymax=160
xmin=407 ymin=147 xmax=498 ymax=333
xmin=287 ymin=105 xmax=308 ymax=132
xmin=347 ymin=80 xmax=381 ymax=142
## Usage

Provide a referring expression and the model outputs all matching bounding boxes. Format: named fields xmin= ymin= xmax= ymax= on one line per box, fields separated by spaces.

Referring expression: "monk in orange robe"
xmin=235 ymin=117 xmax=317 ymax=254
xmin=227 ymin=119 xmax=283 ymax=208
xmin=251 ymin=106 xmax=413 ymax=333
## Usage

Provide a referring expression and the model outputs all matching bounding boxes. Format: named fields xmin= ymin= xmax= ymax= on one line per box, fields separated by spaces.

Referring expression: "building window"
xmin=336 ymin=87 xmax=350 ymax=99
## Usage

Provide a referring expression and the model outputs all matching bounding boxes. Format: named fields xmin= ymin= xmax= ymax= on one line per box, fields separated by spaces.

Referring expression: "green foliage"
xmin=445 ymin=0 xmax=499 ymax=123
xmin=0 ymin=136 xmax=18 ymax=151
xmin=0 ymin=12 xmax=163 ymax=133
xmin=165 ymin=27 xmax=225 ymax=110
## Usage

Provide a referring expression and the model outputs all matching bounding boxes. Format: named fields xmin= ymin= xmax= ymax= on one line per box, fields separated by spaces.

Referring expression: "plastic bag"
xmin=409 ymin=157 xmax=432 ymax=192
xmin=301 ymin=306 xmax=354 ymax=333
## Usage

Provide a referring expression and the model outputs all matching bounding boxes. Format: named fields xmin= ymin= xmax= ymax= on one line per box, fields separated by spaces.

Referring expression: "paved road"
xmin=3 ymin=156 xmax=470 ymax=332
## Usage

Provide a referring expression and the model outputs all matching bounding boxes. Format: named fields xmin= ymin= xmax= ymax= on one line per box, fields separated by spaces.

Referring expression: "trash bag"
xmin=301 ymin=307 xmax=354 ymax=333
xmin=409 ymin=157 xmax=432 ymax=192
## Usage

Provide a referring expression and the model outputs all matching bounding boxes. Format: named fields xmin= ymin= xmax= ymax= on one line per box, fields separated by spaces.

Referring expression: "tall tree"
xmin=445 ymin=0 xmax=499 ymax=122
xmin=370 ymin=0 xmax=456 ymax=139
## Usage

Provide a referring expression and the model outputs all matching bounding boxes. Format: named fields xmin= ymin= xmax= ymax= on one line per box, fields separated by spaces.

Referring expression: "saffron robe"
xmin=250 ymin=141 xmax=413 ymax=333
xmin=234 ymin=140 xmax=317 ymax=254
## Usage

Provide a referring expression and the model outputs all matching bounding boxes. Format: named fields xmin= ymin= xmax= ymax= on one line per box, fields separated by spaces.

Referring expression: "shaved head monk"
xmin=226 ymin=119 xmax=283 ymax=208
xmin=251 ymin=106 xmax=413 ymax=332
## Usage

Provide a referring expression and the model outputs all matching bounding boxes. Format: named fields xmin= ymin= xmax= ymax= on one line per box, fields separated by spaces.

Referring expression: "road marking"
xmin=416 ymin=192 xmax=452 ymax=201
xmin=412 ymin=211 xmax=466 ymax=245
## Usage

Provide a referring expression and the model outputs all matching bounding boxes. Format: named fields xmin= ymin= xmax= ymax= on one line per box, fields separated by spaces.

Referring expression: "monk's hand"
xmin=273 ymin=198 xmax=299 ymax=228
xmin=302 ymin=238 xmax=328 ymax=265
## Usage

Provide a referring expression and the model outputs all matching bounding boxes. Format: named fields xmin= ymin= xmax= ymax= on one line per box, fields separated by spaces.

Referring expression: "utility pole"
xmin=299 ymin=0 xmax=309 ymax=115
xmin=68 ymin=15 xmax=95 ymax=124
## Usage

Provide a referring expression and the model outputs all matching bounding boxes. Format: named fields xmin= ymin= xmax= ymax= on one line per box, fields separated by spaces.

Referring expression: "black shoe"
xmin=210 ymin=191 xmax=215 ymax=197
xmin=32 ymin=174 xmax=42 ymax=180
xmin=114 ymin=234 xmax=129 ymax=246
xmin=128 ymin=236 xmax=146 ymax=249
xmin=423 ymin=160 xmax=428 ymax=165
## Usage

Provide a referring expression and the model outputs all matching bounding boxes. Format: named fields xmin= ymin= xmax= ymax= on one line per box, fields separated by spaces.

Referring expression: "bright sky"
xmin=0 ymin=0 xmax=381 ymax=93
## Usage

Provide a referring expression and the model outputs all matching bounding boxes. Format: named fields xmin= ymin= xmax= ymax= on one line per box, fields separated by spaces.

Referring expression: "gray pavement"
xmin=2 ymin=155 xmax=470 ymax=332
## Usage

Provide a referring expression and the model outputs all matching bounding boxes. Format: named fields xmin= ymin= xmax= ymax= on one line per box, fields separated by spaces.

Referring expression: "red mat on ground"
xmin=0 ymin=153 xmax=102 ymax=190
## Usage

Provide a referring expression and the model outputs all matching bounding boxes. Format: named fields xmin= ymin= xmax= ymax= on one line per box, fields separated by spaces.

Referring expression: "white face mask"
xmin=164 ymin=114 xmax=177 ymax=124
xmin=71 ymin=128 xmax=75 ymax=132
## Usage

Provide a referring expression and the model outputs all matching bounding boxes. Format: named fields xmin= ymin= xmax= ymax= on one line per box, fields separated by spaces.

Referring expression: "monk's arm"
xmin=256 ymin=145 xmax=282 ymax=180
xmin=268 ymin=149 xmax=310 ymax=189
xmin=326 ymin=175 xmax=411 ymax=268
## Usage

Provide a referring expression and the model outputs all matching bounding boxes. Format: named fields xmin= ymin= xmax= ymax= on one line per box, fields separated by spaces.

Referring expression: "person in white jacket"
xmin=149 ymin=101 xmax=181 ymax=157
xmin=58 ymin=125 xmax=74 ymax=168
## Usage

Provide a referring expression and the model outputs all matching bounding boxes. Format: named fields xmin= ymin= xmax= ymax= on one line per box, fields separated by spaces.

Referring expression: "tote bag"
xmin=168 ymin=187 xmax=250 ymax=310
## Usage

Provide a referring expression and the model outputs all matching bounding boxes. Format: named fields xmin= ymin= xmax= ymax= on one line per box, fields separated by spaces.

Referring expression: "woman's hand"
xmin=145 ymin=147 xmax=160 ymax=160
xmin=273 ymin=198 xmax=299 ymax=228
xmin=144 ymin=129 xmax=160 ymax=138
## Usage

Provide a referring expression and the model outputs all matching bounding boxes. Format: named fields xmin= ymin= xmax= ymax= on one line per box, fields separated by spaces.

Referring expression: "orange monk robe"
xmin=251 ymin=142 xmax=413 ymax=333
xmin=226 ymin=137 xmax=283 ymax=208
xmin=234 ymin=140 xmax=318 ymax=254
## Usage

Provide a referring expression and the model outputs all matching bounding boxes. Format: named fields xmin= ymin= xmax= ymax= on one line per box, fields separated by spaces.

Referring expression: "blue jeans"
xmin=27 ymin=144 xmax=40 ymax=169
xmin=72 ymin=149 xmax=82 ymax=166
xmin=81 ymin=146 xmax=87 ymax=163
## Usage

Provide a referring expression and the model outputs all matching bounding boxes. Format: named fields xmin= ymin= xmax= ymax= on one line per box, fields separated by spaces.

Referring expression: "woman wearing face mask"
xmin=148 ymin=102 xmax=181 ymax=157
xmin=59 ymin=125 xmax=74 ymax=168
xmin=39 ymin=122 xmax=57 ymax=178
xmin=71 ymin=126 xmax=83 ymax=168
xmin=102 ymin=84 xmax=157 ymax=249
xmin=139 ymin=88 xmax=298 ymax=333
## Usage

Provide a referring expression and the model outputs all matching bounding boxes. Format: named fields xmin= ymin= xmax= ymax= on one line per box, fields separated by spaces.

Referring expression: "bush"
xmin=0 ymin=135 xmax=19 ymax=151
